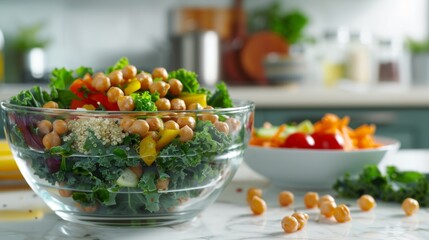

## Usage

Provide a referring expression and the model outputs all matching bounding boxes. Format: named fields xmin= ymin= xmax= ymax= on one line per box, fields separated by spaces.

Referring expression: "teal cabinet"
xmin=254 ymin=107 xmax=429 ymax=149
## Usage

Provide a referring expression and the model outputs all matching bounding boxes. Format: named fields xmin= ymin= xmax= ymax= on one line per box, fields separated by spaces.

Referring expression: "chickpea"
xmin=177 ymin=116 xmax=196 ymax=129
xmin=246 ymin=187 xmax=262 ymax=204
xmin=155 ymin=98 xmax=171 ymax=111
xmin=42 ymin=132 xmax=61 ymax=150
xmin=129 ymin=163 xmax=143 ymax=178
xmin=43 ymin=101 xmax=59 ymax=109
xmin=53 ymin=119 xmax=68 ymax=136
xmin=128 ymin=119 xmax=150 ymax=137
xmin=187 ymin=103 xmax=203 ymax=110
xmin=58 ymin=182 xmax=72 ymax=198
xmin=149 ymin=81 xmax=170 ymax=98
xmin=120 ymin=117 xmax=135 ymax=131
xmin=320 ymin=200 xmax=337 ymax=218
xmin=179 ymin=125 xmax=194 ymax=142
xmin=170 ymin=98 xmax=186 ymax=110
xmin=156 ymin=178 xmax=170 ymax=191
xmin=76 ymin=203 xmax=98 ymax=213
xmin=108 ymin=70 xmax=124 ymax=86
xmin=402 ymin=198 xmax=419 ymax=216
xmin=117 ymin=96 xmax=135 ymax=111
xmin=93 ymin=72 xmax=105 ymax=79
xmin=122 ymin=65 xmax=137 ymax=80
xmin=199 ymin=114 xmax=219 ymax=124
xmin=318 ymin=194 xmax=335 ymax=208
xmin=214 ymin=121 xmax=229 ymax=135
xmin=293 ymin=212 xmax=309 ymax=221
xmin=152 ymin=67 xmax=168 ymax=81
xmin=145 ymin=131 xmax=161 ymax=141
xmin=146 ymin=117 xmax=164 ymax=131
xmin=204 ymin=106 xmax=214 ymax=110
xmin=250 ymin=195 xmax=267 ymax=215
xmin=281 ymin=216 xmax=299 ymax=233
xmin=278 ymin=191 xmax=294 ymax=207
xmin=226 ymin=117 xmax=241 ymax=133
xmin=333 ymin=204 xmax=351 ymax=223
xmin=136 ymin=72 xmax=153 ymax=90
xmin=92 ymin=75 xmax=111 ymax=92
xmin=357 ymin=194 xmax=376 ymax=212
xmin=37 ymin=120 xmax=52 ymax=136
xmin=168 ymin=78 xmax=183 ymax=95
xmin=107 ymin=87 xmax=124 ymax=103
xmin=291 ymin=212 xmax=307 ymax=230
xmin=304 ymin=192 xmax=319 ymax=209
xmin=164 ymin=120 xmax=179 ymax=130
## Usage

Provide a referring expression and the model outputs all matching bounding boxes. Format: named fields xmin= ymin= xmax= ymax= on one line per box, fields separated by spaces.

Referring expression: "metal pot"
xmin=170 ymin=31 xmax=220 ymax=87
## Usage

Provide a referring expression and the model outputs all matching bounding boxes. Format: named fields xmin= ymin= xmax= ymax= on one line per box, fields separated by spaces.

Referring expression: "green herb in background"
xmin=249 ymin=2 xmax=310 ymax=44
xmin=13 ymin=22 xmax=50 ymax=52
xmin=405 ymin=38 xmax=429 ymax=54
xmin=334 ymin=165 xmax=429 ymax=207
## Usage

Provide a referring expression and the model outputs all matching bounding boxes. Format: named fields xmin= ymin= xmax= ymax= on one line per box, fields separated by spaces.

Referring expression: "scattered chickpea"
xmin=250 ymin=195 xmax=267 ymax=215
xmin=246 ymin=187 xmax=262 ymax=204
xmin=164 ymin=120 xmax=179 ymax=130
xmin=168 ymin=78 xmax=183 ymax=95
xmin=318 ymin=194 xmax=335 ymax=208
xmin=146 ymin=117 xmax=164 ymax=131
xmin=214 ymin=121 xmax=229 ymax=135
xmin=170 ymin=98 xmax=186 ymax=110
xmin=152 ymin=67 xmax=168 ymax=81
xmin=58 ymin=182 xmax=72 ymax=198
xmin=199 ymin=114 xmax=219 ymax=124
xmin=42 ymin=131 xmax=61 ymax=150
xmin=402 ymin=198 xmax=419 ymax=216
xmin=53 ymin=119 xmax=68 ymax=135
xmin=120 ymin=117 xmax=136 ymax=132
xmin=149 ymin=81 xmax=170 ymax=98
xmin=117 ymin=96 xmax=135 ymax=111
xmin=291 ymin=212 xmax=308 ymax=230
xmin=177 ymin=116 xmax=196 ymax=129
xmin=320 ymin=200 xmax=337 ymax=218
xmin=37 ymin=120 xmax=52 ymax=136
xmin=156 ymin=178 xmax=170 ymax=191
xmin=92 ymin=75 xmax=111 ymax=92
xmin=122 ymin=65 xmax=137 ymax=80
xmin=179 ymin=126 xmax=194 ymax=142
xmin=304 ymin=192 xmax=319 ymax=209
xmin=156 ymin=98 xmax=171 ymax=111
xmin=278 ymin=191 xmax=294 ymax=207
xmin=136 ymin=72 xmax=153 ymax=90
xmin=281 ymin=216 xmax=299 ymax=233
xmin=187 ymin=103 xmax=203 ymax=110
xmin=145 ymin=131 xmax=161 ymax=141
xmin=108 ymin=70 xmax=124 ymax=86
xmin=107 ymin=87 xmax=124 ymax=103
xmin=333 ymin=204 xmax=351 ymax=223
xmin=357 ymin=194 xmax=376 ymax=212
xmin=43 ymin=101 xmax=59 ymax=109
xmin=128 ymin=119 xmax=150 ymax=137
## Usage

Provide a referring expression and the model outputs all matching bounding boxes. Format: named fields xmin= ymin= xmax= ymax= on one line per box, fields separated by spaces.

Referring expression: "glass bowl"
xmin=1 ymin=99 xmax=254 ymax=226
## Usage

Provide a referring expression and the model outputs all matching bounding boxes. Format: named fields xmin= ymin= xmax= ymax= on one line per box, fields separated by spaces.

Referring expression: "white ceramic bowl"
xmin=244 ymin=137 xmax=400 ymax=189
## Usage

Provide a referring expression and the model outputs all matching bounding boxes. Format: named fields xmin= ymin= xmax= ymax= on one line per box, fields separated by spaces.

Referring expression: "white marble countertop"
xmin=1 ymin=150 xmax=429 ymax=240
xmin=3 ymin=83 xmax=429 ymax=108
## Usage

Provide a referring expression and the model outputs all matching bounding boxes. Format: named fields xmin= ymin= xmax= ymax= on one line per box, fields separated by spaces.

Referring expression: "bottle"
xmin=377 ymin=39 xmax=401 ymax=83
xmin=320 ymin=29 xmax=349 ymax=87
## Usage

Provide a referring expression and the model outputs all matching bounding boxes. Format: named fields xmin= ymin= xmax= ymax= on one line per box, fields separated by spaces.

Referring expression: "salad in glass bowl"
xmin=0 ymin=58 xmax=254 ymax=226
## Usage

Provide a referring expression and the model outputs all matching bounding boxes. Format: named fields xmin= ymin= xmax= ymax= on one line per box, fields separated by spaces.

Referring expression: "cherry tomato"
xmin=281 ymin=132 xmax=315 ymax=149
xmin=312 ymin=133 xmax=344 ymax=149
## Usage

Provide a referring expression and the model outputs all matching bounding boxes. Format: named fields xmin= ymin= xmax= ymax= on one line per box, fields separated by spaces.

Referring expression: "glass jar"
xmin=320 ymin=29 xmax=350 ymax=87
xmin=377 ymin=39 xmax=401 ymax=83
xmin=346 ymin=31 xmax=374 ymax=85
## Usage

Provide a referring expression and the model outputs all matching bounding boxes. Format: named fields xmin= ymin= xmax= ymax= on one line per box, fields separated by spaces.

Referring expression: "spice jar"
xmin=377 ymin=39 xmax=401 ymax=83
xmin=346 ymin=31 xmax=374 ymax=85
xmin=320 ymin=29 xmax=349 ymax=87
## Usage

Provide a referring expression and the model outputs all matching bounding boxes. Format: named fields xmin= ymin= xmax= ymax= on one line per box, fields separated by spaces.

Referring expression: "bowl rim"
xmin=1 ymin=98 xmax=255 ymax=115
xmin=248 ymin=136 xmax=400 ymax=153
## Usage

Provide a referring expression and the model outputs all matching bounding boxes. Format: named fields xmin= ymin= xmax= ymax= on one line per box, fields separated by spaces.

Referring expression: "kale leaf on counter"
xmin=334 ymin=165 xmax=429 ymax=207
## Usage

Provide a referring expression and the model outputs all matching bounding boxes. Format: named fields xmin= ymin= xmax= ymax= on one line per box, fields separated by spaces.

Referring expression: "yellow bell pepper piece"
xmin=0 ymin=156 xmax=19 ymax=172
xmin=179 ymin=93 xmax=207 ymax=107
xmin=124 ymin=79 xmax=141 ymax=95
xmin=156 ymin=129 xmax=180 ymax=151
xmin=0 ymin=140 xmax=12 ymax=156
xmin=139 ymin=136 xmax=157 ymax=166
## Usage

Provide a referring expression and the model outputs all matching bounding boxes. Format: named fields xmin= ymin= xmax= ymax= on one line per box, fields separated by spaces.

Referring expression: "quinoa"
xmin=64 ymin=118 xmax=128 ymax=154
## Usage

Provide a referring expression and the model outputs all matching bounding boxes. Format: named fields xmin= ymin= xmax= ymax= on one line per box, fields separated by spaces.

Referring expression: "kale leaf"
xmin=10 ymin=86 xmax=51 ymax=107
xmin=50 ymin=68 xmax=74 ymax=90
xmin=207 ymin=82 xmax=233 ymax=108
xmin=131 ymin=92 xmax=157 ymax=111
xmin=334 ymin=165 xmax=429 ymax=207
xmin=106 ymin=57 xmax=129 ymax=74
xmin=168 ymin=69 xmax=199 ymax=93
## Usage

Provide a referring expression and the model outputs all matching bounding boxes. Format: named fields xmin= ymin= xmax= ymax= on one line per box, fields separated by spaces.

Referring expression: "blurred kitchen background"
xmin=2 ymin=0 xmax=429 ymax=148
